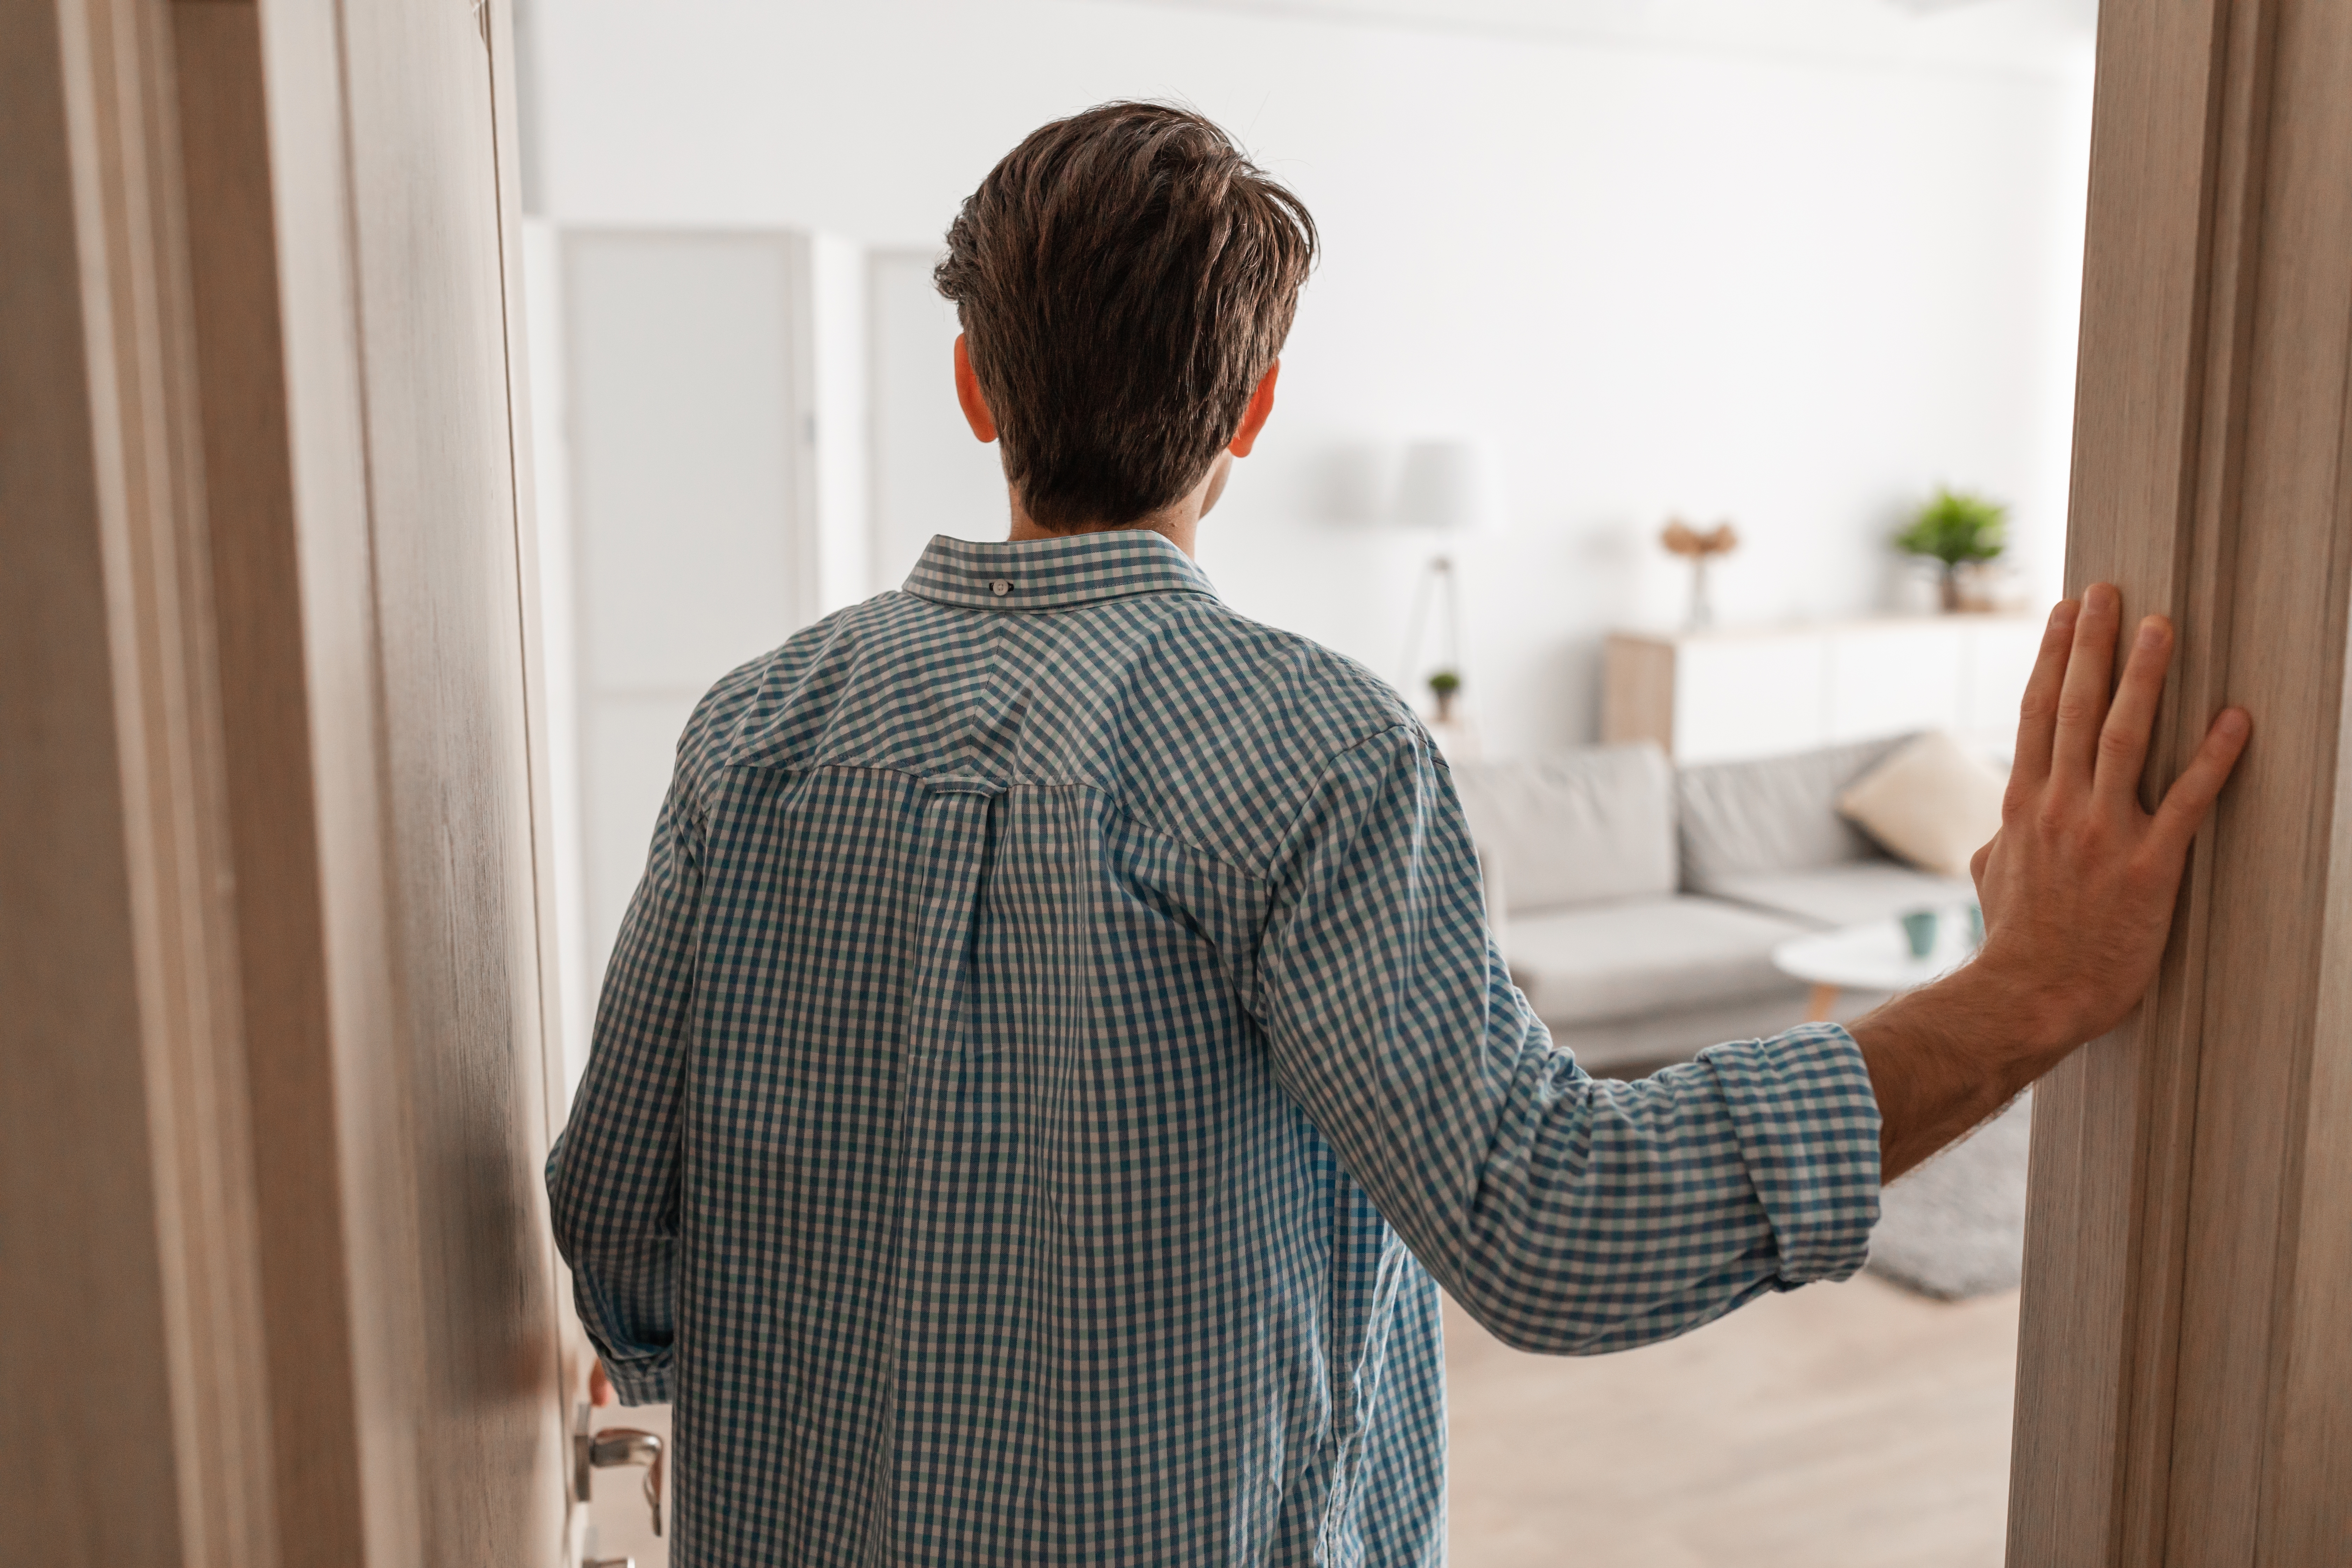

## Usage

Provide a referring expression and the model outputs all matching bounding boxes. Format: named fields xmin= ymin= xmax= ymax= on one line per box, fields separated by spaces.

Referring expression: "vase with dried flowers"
xmin=1896 ymin=487 xmax=2008 ymax=612
xmin=1661 ymin=518 xmax=1738 ymax=628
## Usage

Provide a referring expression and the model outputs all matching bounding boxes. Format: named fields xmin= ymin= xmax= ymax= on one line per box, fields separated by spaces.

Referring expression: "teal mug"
xmin=1900 ymin=908 xmax=1940 ymax=959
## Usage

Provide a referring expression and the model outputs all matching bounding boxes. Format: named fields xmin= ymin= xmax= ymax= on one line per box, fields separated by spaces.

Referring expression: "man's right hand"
xmin=1850 ymin=582 xmax=2250 ymax=1180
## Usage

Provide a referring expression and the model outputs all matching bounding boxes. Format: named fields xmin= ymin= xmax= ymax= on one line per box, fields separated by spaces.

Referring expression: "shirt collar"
xmin=901 ymin=531 xmax=1218 ymax=612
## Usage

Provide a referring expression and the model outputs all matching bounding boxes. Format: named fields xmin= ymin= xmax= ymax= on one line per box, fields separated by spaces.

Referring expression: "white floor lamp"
xmin=1393 ymin=438 xmax=1501 ymax=756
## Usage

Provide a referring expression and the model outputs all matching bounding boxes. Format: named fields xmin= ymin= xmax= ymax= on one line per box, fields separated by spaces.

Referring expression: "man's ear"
xmin=954 ymin=334 xmax=997 ymax=444
xmin=1227 ymin=361 xmax=1279 ymax=458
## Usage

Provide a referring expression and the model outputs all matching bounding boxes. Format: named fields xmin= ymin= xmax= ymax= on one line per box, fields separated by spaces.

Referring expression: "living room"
xmin=515 ymin=2 xmax=2097 ymax=1562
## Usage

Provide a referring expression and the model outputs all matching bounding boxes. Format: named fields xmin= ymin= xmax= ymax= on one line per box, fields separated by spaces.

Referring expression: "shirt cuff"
xmin=1697 ymin=1022 xmax=1882 ymax=1285
xmin=574 ymin=1270 xmax=677 ymax=1406
xmin=601 ymin=1348 xmax=673 ymax=1408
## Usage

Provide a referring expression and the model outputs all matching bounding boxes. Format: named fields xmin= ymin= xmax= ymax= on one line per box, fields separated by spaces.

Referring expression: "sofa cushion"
xmin=1836 ymin=730 xmax=2007 ymax=877
xmin=1676 ymin=735 xmax=1911 ymax=889
xmin=1452 ymin=742 xmax=1676 ymax=914
xmin=1504 ymin=893 xmax=1814 ymax=1026
xmin=1702 ymin=864 xmax=1977 ymax=930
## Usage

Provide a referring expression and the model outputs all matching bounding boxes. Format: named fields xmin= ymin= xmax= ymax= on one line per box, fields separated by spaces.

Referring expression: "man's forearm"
xmin=1848 ymin=965 xmax=2063 ymax=1182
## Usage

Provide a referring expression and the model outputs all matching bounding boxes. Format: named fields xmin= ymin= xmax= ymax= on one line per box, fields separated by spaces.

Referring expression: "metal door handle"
xmin=573 ymin=1402 xmax=666 ymax=1537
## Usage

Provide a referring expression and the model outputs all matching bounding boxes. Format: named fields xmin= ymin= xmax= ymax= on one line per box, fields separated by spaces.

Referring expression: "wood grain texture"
xmin=1447 ymin=1281 xmax=2019 ymax=1568
xmin=2166 ymin=0 xmax=2352 ymax=1556
xmin=231 ymin=0 xmax=569 ymax=1560
xmin=169 ymin=6 xmax=372 ymax=1563
xmin=3 ymin=0 xmax=571 ymax=1561
xmin=241 ymin=0 xmax=435 ymax=1556
xmin=1 ymin=0 xmax=281 ymax=1562
xmin=1601 ymin=633 xmax=1677 ymax=753
xmin=0 ymin=5 xmax=190 ymax=1561
xmin=2010 ymin=0 xmax=2352 ymax=1561
xmin=2009 ymin=2 xmax=2237 ymax=1555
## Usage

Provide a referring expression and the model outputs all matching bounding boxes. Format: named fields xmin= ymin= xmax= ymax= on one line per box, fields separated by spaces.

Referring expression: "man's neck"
xmin=1008 ymin=508 xmax=1197 ymax=558
xmin=1002 ymin=457 xmax=1226 ymax=559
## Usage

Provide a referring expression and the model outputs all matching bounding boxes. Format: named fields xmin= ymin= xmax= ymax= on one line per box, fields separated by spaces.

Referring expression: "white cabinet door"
xmin=1634 ymin=615 xmax=2042 ymax=766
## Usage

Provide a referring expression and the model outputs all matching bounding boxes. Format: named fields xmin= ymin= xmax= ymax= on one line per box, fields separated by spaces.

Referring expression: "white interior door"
xmin=538 ymin=228 xmax=832 ymax=1045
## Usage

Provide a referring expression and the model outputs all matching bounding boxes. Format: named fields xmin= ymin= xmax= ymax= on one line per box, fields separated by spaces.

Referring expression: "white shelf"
xmin=1603 ymin=614 xmax=2039 ymax=764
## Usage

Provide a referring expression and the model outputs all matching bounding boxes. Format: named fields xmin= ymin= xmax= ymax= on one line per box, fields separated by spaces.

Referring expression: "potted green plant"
xmin=1897 ymin=487 xmax=2008 ymax=612
xmin=1427 ymin=668 xmax=1462 ymax=724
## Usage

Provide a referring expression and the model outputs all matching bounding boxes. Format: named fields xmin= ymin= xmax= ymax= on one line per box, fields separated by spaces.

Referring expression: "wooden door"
xmin=2009 ymin=0 xmax=2352 ymax=1561
xmin=0 ymin=0 xmax=575 ymax=1564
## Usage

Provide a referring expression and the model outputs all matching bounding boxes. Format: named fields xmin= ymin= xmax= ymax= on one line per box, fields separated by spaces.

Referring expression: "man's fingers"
xmin=2051 ymin=583 xmax=2123 ymax=792
xmin=2010 ymin=598 xmax=2078 ymax=794
xmin=2094 ymin=615 xmax=2175 ymax=814
xmin=2151 ymin=707 xmax=2252 ymax=852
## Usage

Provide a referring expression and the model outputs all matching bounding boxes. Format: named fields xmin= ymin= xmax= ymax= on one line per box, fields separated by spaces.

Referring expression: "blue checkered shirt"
xmin=548 ymin=530 xmax=1881 ymax=1566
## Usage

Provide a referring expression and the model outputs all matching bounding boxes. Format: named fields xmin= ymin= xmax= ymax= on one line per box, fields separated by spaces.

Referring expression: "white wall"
xmin=867 ymin=250 xmax=1010 ymax=588
xmin=523 ymin=0 xmax=2092 ymax=756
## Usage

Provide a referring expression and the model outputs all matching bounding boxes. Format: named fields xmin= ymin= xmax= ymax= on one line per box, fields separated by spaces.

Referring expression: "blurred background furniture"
xmin=1772 ymin=906 xmax=1981 ymax=1024
xmin=1453 ymin=734 xmax=1976 ymax=1075
xmin=1602 ymin=615 xmax=2041 ymax=765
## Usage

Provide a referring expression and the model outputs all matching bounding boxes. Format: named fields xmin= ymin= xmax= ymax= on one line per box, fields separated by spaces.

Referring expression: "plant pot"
xmin=1952 ymin=560 xmax=2012 ymax=614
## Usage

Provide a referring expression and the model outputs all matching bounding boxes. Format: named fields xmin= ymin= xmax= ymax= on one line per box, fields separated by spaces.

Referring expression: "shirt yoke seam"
xmin=721 ymin=758 xmax=1283 ymax=890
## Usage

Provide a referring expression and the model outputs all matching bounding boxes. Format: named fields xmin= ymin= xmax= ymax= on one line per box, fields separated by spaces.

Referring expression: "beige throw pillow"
xmin=1835 ymin=730 xmax=2006 ymax=878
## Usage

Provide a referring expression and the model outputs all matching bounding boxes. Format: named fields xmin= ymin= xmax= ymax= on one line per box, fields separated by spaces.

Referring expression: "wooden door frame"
xmin=1 ymin=0 xmax=280 ymax=1562
xmin=2010 ymin=0 xmax=2352 ymax=1560
xmin=2 ymin=0 xmax=573 ymax=1564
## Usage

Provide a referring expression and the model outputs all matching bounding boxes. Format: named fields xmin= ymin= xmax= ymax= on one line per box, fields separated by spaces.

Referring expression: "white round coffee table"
xmin=1773 ymin=906 xmax=1982 ymax=1021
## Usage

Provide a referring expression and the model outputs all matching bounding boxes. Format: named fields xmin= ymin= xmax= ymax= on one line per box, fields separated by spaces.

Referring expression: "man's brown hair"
xmin=934 ymin=103 xmax=1318 ymax=530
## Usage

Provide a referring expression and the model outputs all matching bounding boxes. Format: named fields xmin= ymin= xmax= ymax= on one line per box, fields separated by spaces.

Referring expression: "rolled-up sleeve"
xmin=545 ymin=769 xmax=703 ymax=1405
xmin=1255 ymin=723 xmax=1879 ymax=1356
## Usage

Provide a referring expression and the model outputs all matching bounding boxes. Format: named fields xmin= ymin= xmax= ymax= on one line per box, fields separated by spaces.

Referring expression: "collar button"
xmin=988 ymin=579 xmax=1015 ymax=598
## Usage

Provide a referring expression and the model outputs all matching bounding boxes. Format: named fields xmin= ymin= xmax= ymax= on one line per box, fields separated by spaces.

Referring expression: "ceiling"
xmin=1099 ymin=0 xmax=2099 ymax=76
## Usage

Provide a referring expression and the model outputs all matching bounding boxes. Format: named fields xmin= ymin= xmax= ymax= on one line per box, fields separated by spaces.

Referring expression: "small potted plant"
xmin=1897 ymin=487 xmax=2008 ymax=612
xmin=1427 ymin=669 xmax=1462 ymax=725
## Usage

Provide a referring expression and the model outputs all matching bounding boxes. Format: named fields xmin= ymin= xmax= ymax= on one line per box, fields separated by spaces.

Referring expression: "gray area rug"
xmin=1865 ymin=1091 xmax=2032 ymax=1301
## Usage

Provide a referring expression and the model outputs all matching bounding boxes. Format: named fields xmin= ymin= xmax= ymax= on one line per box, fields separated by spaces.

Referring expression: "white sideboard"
xmin=1603 ymin=615 xmax=2042 ymax=764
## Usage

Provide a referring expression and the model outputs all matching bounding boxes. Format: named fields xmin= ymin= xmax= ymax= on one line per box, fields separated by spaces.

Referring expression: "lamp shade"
xmin=1395 ymin=438 xmax=1502 ymax=532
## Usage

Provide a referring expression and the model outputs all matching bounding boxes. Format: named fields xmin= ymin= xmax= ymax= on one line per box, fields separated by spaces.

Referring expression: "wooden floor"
xmin=1444 ymin=1275 xmax=2019 ymax=1568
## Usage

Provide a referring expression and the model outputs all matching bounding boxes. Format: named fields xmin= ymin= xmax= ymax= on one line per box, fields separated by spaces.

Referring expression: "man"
xmin=548 ymin=102 xmax=2249 ymax=1565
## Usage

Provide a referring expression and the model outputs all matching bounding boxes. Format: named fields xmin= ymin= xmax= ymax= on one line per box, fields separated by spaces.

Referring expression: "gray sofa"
xmin=1452 ymin=735 xmax=1974 ymax=1076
